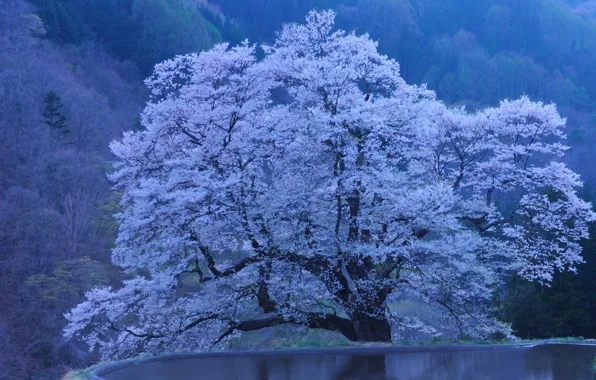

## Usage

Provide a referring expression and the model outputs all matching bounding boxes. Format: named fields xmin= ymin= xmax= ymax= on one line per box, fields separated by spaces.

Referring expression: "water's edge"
xmin=84 ymin=340 xmax=596 ymax=380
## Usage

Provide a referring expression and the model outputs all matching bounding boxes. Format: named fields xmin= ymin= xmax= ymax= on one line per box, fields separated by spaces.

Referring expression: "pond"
xmin=98 ymin=343 xmax=596 ymax=380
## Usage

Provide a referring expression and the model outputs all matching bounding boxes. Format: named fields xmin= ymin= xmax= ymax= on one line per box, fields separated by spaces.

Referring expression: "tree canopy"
xmin=65 ymin=11 xmax=594 ymax=359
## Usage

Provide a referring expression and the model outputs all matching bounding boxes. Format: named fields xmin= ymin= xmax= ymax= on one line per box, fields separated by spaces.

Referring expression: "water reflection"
xmin=104 ymin=344 xmax=596 ymax=380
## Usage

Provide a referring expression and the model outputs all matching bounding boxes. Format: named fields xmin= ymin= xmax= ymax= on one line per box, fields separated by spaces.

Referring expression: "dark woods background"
xmin=2 ymin=0 xmax=596 ymax=378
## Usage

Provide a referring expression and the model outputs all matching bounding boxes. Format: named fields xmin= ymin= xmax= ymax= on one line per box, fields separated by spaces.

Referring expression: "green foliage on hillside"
xmin=30 ymin=0 xmax=224 ymax=73
xmin=500 ymin=222 xmax=596 ymax=338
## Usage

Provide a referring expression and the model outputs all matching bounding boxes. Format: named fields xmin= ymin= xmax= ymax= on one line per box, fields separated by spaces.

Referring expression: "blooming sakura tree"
xmin=65 ymin=11 xmax=594 ymax=359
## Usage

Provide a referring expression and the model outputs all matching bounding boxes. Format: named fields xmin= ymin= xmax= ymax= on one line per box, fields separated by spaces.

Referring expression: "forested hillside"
xmin=3 ymin=0 xmax=596 ymax=378
xmin=0 ymin=1 xmax=142 ymax=378
xmin=27 ymin=0 xmax=227 ymax=74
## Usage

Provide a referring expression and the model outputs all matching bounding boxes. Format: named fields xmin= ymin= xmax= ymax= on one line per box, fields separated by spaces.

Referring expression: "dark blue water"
xmin=101 ymin=344 xmax=596 ymax=380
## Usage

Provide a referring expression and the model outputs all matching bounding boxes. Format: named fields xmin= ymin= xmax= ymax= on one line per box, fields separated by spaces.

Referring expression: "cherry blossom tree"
xmin=65 ymin=10 xmax=594 ymax=359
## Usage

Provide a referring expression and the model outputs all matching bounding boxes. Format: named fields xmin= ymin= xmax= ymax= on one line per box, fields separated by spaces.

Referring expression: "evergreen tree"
xmin=42 ymin=91 xmax=69 ymax=136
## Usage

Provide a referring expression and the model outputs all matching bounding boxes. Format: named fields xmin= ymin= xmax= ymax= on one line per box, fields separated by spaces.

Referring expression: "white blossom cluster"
xmin=65 ymin=10 xmax=594 ymax=359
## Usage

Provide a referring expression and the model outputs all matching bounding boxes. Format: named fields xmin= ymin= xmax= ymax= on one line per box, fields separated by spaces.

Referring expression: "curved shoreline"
xmin=83 ymin=339 xmax=596 ymax=380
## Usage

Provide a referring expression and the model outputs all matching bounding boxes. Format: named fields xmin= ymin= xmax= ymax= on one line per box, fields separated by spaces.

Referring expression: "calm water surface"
xmin=102 ymin=344 xmax=596 ymax=380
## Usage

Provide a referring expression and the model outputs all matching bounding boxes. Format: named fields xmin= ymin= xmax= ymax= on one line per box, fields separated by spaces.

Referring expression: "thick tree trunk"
xmin=351 ymin=312 xmax=392 ymax=342
xmin=229 ymin=312 xmax=392 ymax=344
